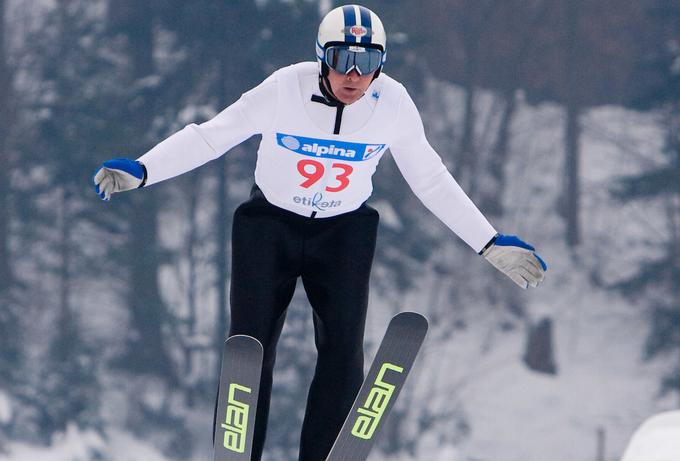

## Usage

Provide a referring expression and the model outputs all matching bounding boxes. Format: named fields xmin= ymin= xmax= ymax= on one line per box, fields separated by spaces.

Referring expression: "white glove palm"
xmin=93 ymin=158 xmax=146 ymax=201
xmin=481 ymin=234 xmax=547 ymax=289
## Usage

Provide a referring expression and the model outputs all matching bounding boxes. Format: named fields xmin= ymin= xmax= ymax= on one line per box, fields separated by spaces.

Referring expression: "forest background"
xmin=0 ymin=0 xmax=678 ymax=460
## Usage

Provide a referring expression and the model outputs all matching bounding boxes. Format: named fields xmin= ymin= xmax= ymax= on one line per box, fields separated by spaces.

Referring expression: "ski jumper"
xmin=137 ymin=62 xmax=496 ymax=460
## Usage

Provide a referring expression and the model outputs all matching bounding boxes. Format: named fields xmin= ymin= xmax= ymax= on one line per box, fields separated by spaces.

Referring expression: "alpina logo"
xmin=276 ymin=133 xmax=386 ymax=163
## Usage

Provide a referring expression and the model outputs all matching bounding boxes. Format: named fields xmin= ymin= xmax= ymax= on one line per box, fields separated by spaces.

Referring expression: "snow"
xmin=0 ymin=425 xmax=104 ymax=461
xmin=620 ymin=411 xmax=680 ymax=461
xmin=362 ymin=262 xmax=675 ymax=461
xmin=455 ymin=289 xmax=665 ymax=461
xmin=0 ymin=425 xmax=170 ymax=461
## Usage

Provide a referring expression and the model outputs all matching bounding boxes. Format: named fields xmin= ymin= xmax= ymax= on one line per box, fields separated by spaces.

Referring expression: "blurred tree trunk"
xmin=186 ymin=176 xmax=199 ymax=340
xmin=479 ymin=0 xmax=550 ymax=218
xmin=127 ymin=191 xmax=174 ymax=379
xmin=208 ymin=0 xmax=261 ymax=364
xmin=0 ymin=0 xmax=19 ymax=390
xmin=564 ymin=105 xmax=582 ymax=247
xmin=58 ymin=188 xmax=72 ymax=337
xmin=524 ymin=317 xmax=557 ymax=374
xmin=41 ymin=13 xmax=100 ymax=427
xmin=110 ymin=0 xmax=175 ymax=381
xmin=0 ymin=0 xmax=13 ymax=294
xmin=0 ymin=0 xmax=21 ymax=395
xmin=459 ymin=71 xmax=477 ymax=193
xmin=563 ymin=0 xmax=582 ymax=248
xmin=455 ymin=0 xmax=496 ymax=196
xmin=45 ymin=184 xmax=98 ymax=435
xmin=481 ymin=90 xmax=517 ymax=217
xmin=214 ymin=61 xmax=230 ymax=361
xmin=596 ymin=426 xmax=606 ymax=461
xmin=663 ymin=117 xmax=680 ymax=403
xmin=182 ymin=171 xmax=201 ymax=406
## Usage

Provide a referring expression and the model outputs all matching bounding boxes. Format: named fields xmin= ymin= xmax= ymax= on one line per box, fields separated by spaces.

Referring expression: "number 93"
xmin=297 ymin=159 xmax=353 ymax=193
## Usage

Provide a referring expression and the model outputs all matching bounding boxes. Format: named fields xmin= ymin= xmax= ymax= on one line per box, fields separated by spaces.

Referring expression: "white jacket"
xmin=137 ymin=62 xmax=496 ymax=252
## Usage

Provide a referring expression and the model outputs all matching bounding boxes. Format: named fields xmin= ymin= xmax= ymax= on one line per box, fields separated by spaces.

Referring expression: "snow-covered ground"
xmin=620 ymin=411 xmax=680 ymax=461
xmin=0 ymin=425 xmax=168 ymax=461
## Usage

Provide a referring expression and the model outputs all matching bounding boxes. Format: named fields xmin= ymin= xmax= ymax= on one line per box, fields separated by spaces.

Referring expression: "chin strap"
xmin=318 ymin=65 xmax=345 ymax=107
xmin=314 ymin=70 xmax=345 ymax=135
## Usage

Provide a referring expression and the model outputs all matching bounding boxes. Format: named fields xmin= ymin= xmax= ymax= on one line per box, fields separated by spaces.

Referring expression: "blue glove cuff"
xmin=495 ymin=234 xmax=535 ymax=251
xmin=102 ymin=158 xmax=145 ymax=181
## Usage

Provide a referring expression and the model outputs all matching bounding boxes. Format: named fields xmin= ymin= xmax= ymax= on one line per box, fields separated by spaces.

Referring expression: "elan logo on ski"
xmin=214 ymin=335 xmax=263 ymax=461
xmin=351 ymin=362 xmax=404 ymax=440
xmin=326 ymin=312 xmax=428 ymax=461
xmin=220 ymin=383 xmax=253 ymax=453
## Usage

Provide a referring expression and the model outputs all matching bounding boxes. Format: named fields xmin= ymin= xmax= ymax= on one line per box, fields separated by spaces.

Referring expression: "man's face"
xmin=326 ymin=68 xmax=376 ymax=105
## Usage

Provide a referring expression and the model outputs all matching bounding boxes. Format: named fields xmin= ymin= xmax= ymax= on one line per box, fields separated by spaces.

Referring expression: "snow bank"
xmin=0 ymin=425 xmax=172 ymax=461
xmin=620 ymin=411 xmax=680 ymax=461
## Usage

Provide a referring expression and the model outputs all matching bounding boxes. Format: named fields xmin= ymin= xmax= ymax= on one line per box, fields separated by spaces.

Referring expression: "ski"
xmin=213 ymin=335 xmax=264 ymax=461
xmin=326 ymin=311 xmax=429 ymax=461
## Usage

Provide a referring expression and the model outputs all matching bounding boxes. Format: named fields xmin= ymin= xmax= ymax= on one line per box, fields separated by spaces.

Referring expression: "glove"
xmin=481 ymin=234 xmax=547 ymax=289
xmin=93 ymin=158 xmax=146 ymax=201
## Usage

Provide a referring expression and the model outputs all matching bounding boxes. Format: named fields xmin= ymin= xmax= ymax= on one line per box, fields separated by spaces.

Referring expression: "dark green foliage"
xmin=614 ymin=167 xmax=679 ymax=199
xmin=103 ymin=0 xmax=180 ymax=383
xmin=0 ymin=296 xmax=22 ymax=392
xmin=646 ymin=303 xmax=680 ymax=360
xmin=2 ymin=0 xmax=679 ymax=456
xmin=37 ymin=308 xmax=100 ymax=440
xmin=10 ymin=0 xmax=107 ymax=440
xmin=630 ymin=1 xmax=680 ymax=110
xmin=614 ymin=142 xmax=680 ymax=397
xmin=614 ymin=256 xmax=678 ymax=296
xmin=613 ymin=1 xmax=680 ymax=395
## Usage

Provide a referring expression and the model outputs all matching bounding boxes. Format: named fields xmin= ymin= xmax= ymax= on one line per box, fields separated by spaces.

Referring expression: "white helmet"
xmin=316 ymin=5 xmax=387 ymax=77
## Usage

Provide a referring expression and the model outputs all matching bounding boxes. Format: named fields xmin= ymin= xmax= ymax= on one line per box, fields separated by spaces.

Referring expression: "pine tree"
xmin=0 ymin=0 xmax=23 ymax=403
xmin=39 ymin=284 xmax=100 ymax=437
xmin=615 ymin=1 xmax=680 ymax=398
xmin=21 ymin=0 xmax=111 ymax=440
xmin=105 ymin=0 xmax=177 ymax=382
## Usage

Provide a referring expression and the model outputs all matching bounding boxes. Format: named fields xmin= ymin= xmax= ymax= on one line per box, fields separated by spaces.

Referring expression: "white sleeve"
xmin=136 ymin=74 xmax=278 ymax=186
xmin=389 ymin=87 xmax=497 ymax=253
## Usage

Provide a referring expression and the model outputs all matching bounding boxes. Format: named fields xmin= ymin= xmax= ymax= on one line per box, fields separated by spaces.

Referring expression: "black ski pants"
xmin=227 ymin=187 xmax=379 ymax=461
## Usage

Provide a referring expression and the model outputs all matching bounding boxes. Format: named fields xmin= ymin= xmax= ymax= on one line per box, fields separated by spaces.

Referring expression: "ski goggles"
xmin=324 ymin=45 xmax=384 ymax=76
